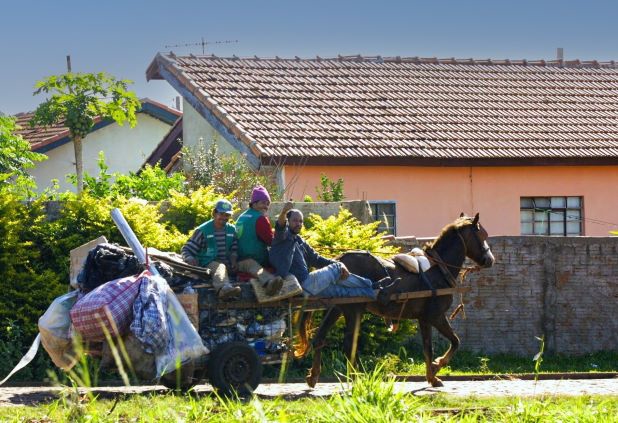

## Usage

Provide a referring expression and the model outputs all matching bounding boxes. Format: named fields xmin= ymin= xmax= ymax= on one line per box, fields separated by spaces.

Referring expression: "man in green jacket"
xmin=236 ymin=186 xmax=283 ymax=296
xmin=181 ymin=199 xmax=242 ymax=300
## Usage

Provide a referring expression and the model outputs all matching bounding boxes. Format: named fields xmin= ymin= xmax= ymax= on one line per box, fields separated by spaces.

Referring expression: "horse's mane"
xmin=424 ymin=216 xmax=474 ymax=250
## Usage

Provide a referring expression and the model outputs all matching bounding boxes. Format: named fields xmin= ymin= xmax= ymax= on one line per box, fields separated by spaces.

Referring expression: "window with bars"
xmin=520 ymin=197 xmax=583 ymax=236
xmin=370 ymin=201 xmax=397 ymax=236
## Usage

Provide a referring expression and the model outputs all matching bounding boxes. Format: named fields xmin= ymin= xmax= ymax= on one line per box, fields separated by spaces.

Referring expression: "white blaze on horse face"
xmin=483 ymin=240 xmax=495 ymax=266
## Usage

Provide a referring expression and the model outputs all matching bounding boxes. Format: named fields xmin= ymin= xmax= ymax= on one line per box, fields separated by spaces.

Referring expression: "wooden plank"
xmin=199 ymin=287 xmax=471 ymax=311
xmin=391 ymin=286 xmax=471 ymax=301
xmin=199 ymin=296 xmax=375 ymax=311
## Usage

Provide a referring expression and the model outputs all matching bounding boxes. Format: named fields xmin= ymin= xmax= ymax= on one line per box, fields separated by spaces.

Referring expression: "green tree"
xmin=0 ymin=116 xmax=46 ymax=181
xmin=30 ymin=72 xmax=140 ymax=193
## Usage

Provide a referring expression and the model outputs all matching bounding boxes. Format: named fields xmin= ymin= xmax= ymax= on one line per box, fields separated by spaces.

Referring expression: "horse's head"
xmin=455 ymin=212 xmax=495 ymax=268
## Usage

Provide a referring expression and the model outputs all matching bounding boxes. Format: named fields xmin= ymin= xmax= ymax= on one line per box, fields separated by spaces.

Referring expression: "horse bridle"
xmin=456 ymin=224 xmax=490 ymax=262
xmin=424 ymin=223 xmax=486 ymax=287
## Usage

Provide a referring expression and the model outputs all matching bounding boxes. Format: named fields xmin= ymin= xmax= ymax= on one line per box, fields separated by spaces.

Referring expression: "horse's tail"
xmin=293 ymin=310 xmax=314 ymax=359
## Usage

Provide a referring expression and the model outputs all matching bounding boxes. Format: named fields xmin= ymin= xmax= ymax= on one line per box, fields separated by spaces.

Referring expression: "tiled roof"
xmin=14 ymin=112 xmax=72 ymax=152
xmin=147 ymin=53 xmax=618 ymax=164
xmin=14 ymin=99 xmax=182 ymax=152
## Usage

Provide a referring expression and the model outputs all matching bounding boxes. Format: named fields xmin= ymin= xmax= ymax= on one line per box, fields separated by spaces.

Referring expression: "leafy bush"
xmin=68 ymin=152 xmax=186 ymax=201
xmin=182 ymin=140 xmax=280 ymax=203
xmin=0 ymin=320 xmax=54 ymax=382
xmin=113 ymin=165 xmax=185 ymax=201
xmin=162 ymin=187 xmax=237 ymax=235
xmin=0 ymin=116 xmax=46 ymax=180
xmin=116 ymin=197 xmax=187 ymax=252
xmin=316 ymin=173 xmax=344 ymax=202
xmin=0 ymin=192 xmax=65 ymax=340
xmin=302 ymin=208 xmax=399 ymax=258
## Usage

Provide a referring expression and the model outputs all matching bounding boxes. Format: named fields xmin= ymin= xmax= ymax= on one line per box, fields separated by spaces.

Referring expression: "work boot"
xmin=264 ymin=276 xmax=283 ymax=296
xmin=372 ymin=276 xmax=395 ymax=290
xmin=218 ymin=283 xmax=241 ymax=300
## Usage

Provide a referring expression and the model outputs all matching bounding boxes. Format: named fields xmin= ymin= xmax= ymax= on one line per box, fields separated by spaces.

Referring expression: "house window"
xmin=520 ymin=197 xmax=583 ymax=236
xmin=370 ymin=201 xmax=396 ymax=236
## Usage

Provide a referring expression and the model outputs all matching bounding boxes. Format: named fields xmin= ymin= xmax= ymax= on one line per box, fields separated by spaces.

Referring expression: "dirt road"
xmin=1 ymin=377 xmax=616 ymax=407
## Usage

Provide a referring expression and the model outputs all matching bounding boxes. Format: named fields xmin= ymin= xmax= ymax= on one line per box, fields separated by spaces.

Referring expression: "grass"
xmin=1 ymin=369 xmax=616 ymax=422
xmin=274 ymin=349 xmax=618 ymax=380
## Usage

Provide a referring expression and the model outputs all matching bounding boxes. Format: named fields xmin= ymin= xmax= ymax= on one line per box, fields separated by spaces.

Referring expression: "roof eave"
xmin=265 ymin=155 xmax=618 ymax=167
xmin=145 ymin=53 xmax=167 ymax=81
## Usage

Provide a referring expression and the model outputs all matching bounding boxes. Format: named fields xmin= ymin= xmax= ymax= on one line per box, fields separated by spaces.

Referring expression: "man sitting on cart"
xmin=181 ymin=199 xmax=242 ymax=300
xmin=270 ymin=202 xmax=386 ymax=299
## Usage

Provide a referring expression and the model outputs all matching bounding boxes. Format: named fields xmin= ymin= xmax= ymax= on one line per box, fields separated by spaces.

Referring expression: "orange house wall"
xmin=283 ymin=165 xmax=618 ymax=237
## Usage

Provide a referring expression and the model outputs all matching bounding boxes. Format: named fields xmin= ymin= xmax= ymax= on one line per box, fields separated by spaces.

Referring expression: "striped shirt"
xmin=182 ymin=228 xmax=238 ymax=266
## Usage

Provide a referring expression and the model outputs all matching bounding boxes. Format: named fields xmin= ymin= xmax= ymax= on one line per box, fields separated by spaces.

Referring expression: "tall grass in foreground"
xmin=1 ymin=364 xmax=616 ymax=422
xmin=311 ymin=363 xmax=415 ymax=422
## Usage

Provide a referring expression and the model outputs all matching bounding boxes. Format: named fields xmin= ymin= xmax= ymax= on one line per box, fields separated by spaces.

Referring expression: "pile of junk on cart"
xmin=7 ymin=208 xmax=468 ymax=395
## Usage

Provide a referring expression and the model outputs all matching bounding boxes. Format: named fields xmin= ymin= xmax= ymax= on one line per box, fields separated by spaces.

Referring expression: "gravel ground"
xmin=1 ymin=377 xmax=617 ymax=407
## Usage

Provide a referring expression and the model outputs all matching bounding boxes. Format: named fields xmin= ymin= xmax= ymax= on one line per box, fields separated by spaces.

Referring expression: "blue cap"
xmin=214 ymin=199 xmax=233 ymax=214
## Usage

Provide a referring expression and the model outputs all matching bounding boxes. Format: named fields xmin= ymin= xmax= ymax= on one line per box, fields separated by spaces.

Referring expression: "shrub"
xmin=67 ymin=152 xmax=186 ymax=201
xmin=113 ymin=164 xmax=186 ymax=201
xmin=182 ymin=140 xmax=280 ymax=203
xmin=302 ymin=208 xmax=399 ymax=258
xmin=316 ymin=173 xmax=344 ymax=202
xmin=163 ymin=187 xmax=237 ymax=235
xmin=0 ymin=192 xmax=65 ymax=340
xmin=116 ymin=197 xmax=187 ymax=252
xmin=0 ymin=320 xmax=54 ymax=382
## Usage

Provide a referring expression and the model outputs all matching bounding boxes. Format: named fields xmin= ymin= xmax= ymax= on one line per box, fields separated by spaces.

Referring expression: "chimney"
xmin=557 ymin=47 xmax=564 ymax=63
xmin=175 ymin=96 xmax=182 ymax=111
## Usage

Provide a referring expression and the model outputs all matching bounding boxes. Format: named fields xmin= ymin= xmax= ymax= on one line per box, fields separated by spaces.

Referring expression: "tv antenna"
xmin=164 ymin=37 xmax=238 ymax=55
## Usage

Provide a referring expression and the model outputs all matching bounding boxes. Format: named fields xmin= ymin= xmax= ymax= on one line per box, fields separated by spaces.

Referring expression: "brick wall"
xmin=450 ymin=236 xmax=618 ymax=355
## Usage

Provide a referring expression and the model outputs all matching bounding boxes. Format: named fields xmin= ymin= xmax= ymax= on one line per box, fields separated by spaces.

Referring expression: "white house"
xmin=16 ymin=99 xmax=181 ymax=192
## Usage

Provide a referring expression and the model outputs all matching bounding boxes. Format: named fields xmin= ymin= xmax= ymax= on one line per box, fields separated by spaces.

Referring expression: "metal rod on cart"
xmin=111 ymin=208 xmax=160 ymax=276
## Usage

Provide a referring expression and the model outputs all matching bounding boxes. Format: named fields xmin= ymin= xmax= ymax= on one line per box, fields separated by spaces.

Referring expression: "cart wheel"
xmin=160 ymin=360 xmax=197 ymax=392
xmin=208 ymin=341 xmax=262 ymax=397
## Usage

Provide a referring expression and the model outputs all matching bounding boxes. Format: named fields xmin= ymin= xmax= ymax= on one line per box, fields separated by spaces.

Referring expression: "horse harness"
xmin=391 ymin=229 xmax=483 ymax=324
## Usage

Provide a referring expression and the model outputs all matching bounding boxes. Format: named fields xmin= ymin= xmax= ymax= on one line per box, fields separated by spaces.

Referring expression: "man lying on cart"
xmin=270 ymin=201 xmax=393 ymax=298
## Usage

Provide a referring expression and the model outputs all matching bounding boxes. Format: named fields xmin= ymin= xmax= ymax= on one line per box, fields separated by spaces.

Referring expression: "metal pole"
xmin=110 ymin=208 xmax=159 ymax=276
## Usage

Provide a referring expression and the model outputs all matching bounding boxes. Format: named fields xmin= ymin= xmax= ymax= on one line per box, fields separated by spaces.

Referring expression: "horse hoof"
xmin=430 ymin=378 xmax=444 ymax=388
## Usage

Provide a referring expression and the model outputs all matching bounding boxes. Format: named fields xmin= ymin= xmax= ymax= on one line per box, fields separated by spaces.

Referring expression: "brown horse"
xmin=295 ymin=213 xmax=495 ymax=388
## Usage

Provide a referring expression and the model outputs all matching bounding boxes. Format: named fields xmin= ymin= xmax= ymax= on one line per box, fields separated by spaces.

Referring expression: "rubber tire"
xmin=207 ymin=341 xmax=262 ymax=397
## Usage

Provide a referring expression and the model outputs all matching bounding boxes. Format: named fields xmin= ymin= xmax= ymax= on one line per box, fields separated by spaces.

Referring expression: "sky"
xmin=2 ymin=0 xmax=618 ymax=115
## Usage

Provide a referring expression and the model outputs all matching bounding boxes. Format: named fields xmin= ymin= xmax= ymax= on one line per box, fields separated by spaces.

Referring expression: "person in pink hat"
xmin=235 ymin=185 xmax=283 ymax=296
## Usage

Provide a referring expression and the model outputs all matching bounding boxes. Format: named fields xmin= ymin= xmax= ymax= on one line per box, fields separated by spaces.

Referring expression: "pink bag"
xmin=70 ymin=272 xmax=143 ymax=341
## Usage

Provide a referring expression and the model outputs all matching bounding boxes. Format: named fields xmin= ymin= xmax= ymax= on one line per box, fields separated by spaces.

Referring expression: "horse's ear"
xmin=473 ymin=213 xmax=479 ymax=225
xmin=459 ymin=212 xmax=465 ymax=218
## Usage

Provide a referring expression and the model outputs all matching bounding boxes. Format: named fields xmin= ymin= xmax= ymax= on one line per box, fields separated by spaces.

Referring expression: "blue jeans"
xmin=301 ymin=262 xmax=376 ymax=299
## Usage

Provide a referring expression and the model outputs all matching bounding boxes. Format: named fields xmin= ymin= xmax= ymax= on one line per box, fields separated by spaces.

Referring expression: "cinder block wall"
xmin=451 ymin=236 xmax=618 ymax=355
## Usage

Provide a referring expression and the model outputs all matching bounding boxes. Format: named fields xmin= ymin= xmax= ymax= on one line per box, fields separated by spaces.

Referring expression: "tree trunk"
xmin=73 ymin=135 xmax=83 ymax=193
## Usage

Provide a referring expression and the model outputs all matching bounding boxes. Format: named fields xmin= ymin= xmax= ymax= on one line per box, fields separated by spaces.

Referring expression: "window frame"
xmin=520 ymin=196 xmax=583 ymax=236
xmin=369 ymin=201 xmax=397 ymax=236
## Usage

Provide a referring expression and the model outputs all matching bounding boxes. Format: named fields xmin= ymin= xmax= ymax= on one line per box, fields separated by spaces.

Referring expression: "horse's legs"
xmin=431 ymin=313 xmax=460 ymax=370
xmin=306 ymin=307 xmax=343 ymax=388
xmin=342 ymin=305 xmax=364 ymax=373
xmin=419 ymin=318 xmax=442 ymax=387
